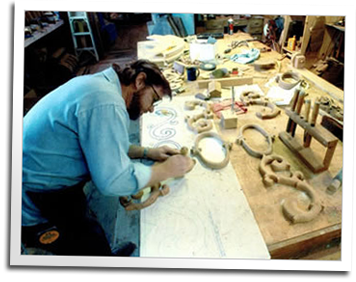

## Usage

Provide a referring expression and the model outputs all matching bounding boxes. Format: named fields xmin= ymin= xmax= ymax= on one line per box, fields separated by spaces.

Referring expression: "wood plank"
xmin=294 ymin=68 xmax=344 ymax=103
xmin=300 ymin=16 xmax=316 ymax=55
xmin=268 ymin=223 xmax=341 ymax=259
xmin=197 ymin=76 xmax=253 ymax=89
xmin=279 ymin=16 xmax=291 ymax=49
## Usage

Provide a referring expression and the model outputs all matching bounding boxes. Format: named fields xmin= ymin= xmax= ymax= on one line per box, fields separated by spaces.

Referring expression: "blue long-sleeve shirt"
xmin=22 ymin=67 xmax=152 ymax=226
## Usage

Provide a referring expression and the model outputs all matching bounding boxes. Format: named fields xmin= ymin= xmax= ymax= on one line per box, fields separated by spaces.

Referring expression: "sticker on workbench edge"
xmin=39 ymin=230 xmax=60 ymax=244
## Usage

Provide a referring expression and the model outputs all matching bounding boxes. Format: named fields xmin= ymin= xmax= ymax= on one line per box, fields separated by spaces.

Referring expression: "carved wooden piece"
xmin=240 ymin=91 xmax=281 ymax=120
xmin=119 ymin=147 xmax=190 ymax=211
xmin=236 ymin=124 xmax=274 ymax=158
xmin=120 ymin=183 xmax=170 ymax=211
xmin=259 ymin=154 xmax=323 ymax=224
xmin=191 ymin=132 xmax=232 ymax=169
xmin=184 ymin=100 xmax=210 ymax=111
xmin=277 ymin=71 xmax=301 ymax=90
xmin=185 ymin=110 xmax=214 ymax=133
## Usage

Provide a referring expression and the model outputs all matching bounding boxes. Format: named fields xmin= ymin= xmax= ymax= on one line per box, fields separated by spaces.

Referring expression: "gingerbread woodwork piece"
xmin=259 ymin=154 xmax=323 ymax=224
xmin=119 ymin=147 xmax=192 ymax=211
xmin=236 ymin=123 xmax=274 ymax=158
xmin=240 ymin=91 xmax=281 ymax=120
xmin=191 ymin=132 xmax=232 ymax=169
xmin=184 ymin=100 xmax=214 ymax=134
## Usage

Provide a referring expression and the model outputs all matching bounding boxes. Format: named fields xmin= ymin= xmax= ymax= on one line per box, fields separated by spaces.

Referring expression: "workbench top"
xmin=137 ymin=32 xmax=343 ymax=259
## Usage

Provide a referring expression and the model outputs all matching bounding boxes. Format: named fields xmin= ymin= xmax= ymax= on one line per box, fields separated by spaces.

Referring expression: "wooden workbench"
xmin=138 ymin=32 xmax=343 ymax=259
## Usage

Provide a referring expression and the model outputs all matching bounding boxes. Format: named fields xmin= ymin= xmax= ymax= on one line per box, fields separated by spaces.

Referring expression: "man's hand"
xmin=147 ymin=146 xmax=180 ymax=161
xmin=145 ymin=154 xmax=196 ymax=187
xmin=160 ymin=154 xmax=195 ymax=178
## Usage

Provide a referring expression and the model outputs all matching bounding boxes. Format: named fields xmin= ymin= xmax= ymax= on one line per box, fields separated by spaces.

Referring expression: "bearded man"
xmin=21 ymin=60 xmax=194 ymax=256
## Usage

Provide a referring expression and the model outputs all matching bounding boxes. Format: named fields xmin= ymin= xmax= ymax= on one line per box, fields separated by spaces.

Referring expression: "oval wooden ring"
xmin=236 ymin=124 xmax=273 ymax=158
xmin=191 ymin=132 xmax=231 ymax=169
xmin=278 ymin=71 xmax=301 ymax=90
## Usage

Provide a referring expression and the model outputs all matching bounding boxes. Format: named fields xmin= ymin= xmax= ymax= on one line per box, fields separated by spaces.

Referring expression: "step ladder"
xmin=68 ymin=12 xmax=99 ymax=62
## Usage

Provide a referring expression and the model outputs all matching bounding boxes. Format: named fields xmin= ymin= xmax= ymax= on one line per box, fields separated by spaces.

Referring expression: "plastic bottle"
xmin=228 ymin=18 xmax=234 ymax=35
xmin=288 ymin=35 xmax=296 ymax=51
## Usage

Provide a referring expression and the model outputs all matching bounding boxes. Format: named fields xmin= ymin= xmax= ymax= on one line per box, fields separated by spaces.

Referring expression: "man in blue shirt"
xmin=21 ymin=60 xmax=194 ymax=256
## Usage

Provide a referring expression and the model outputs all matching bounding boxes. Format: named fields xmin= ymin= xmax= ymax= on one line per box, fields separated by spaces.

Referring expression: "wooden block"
xmin=220 ymin=110 xmax=238 ymax=129
xmin=208 ymin=80 xmax=222 ymax=98
xmin=197 ymin=76 xmax=253 ymax=89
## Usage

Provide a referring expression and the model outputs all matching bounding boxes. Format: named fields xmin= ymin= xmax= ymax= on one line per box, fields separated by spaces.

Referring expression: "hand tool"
xmin=290 ymin=89 xmax=305 ymax=137
xmin=304 ymin=99 xmax=320 ymax=147
xmin=286 ymin=88 xmax=300 ymax=133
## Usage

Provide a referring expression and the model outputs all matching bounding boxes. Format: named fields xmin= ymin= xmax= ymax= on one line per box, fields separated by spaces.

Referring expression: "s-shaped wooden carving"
xmin=185 ymin=110 xmax=214 ymax=133
xmin=119 ymin=147 xmax=191 ymax=211
xmin=184 ymin=100 xmax=210 ymax=111
xmin=259 ymin=154 xmax=323 ymax=224
xmin=184 ymin=100 xmax=214 ymax=133
xmin=240 ymin=91 xmax=281 ymax=120
xmin=119 ymin=183 xmax=170 ymax=211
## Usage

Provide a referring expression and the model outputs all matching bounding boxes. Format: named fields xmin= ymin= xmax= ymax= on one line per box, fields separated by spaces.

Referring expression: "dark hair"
xmin=112 ymin=60 xmax=172 ymax=98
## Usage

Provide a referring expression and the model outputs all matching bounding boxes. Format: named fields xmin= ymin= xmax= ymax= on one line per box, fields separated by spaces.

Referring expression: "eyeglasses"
xmin=150 ymin=85 xmax=162 ymax=106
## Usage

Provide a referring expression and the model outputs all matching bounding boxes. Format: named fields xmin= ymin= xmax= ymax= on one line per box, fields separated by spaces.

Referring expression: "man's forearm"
xmin=128 ymin=144 xmax=147 ymax=159
xmin=144 ymin=162 xmax=172 ymax=188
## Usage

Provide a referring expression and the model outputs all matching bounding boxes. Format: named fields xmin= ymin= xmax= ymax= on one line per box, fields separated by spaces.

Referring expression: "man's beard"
xmin=127 ymin=93 xmax=142 ymax=120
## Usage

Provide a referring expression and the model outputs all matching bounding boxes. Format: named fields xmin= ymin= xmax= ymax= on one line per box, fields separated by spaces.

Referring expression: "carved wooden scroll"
xmin=184 ymin=100 xmax=210 ymax=111
xmin=259 ymin=154 xmax=323 ymax=224
xmin=184 ymin=100 xmax=214 ymax=133
xmin=191 ymin=132 xmax=232 ymax=169
xmin=119 ymin=183 xmax=170 ymax=211
xmin=185 ymin=110 xmax=214 ymax=133
xmin=240 ymin=91 xmax=281 ymax=120
xmin=119 ymin=147 xmax=191 ymax=211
